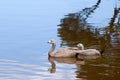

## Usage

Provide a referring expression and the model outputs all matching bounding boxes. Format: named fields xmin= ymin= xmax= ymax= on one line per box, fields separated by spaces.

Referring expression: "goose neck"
xmin=48 ymin=43 xmax=56 ymax=56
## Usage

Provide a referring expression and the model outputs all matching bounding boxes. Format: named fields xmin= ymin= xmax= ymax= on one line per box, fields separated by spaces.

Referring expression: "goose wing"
xmin=75 ymin=49 xmax=100 ymax=56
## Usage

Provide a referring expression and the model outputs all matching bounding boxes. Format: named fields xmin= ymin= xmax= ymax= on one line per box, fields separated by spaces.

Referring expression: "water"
xmin=0 ymin=0 xmax=120 ymax=80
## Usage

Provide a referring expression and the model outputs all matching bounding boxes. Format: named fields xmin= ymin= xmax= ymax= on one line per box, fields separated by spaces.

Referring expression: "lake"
xmin=0 ymin=0 xmax=120 ymax=80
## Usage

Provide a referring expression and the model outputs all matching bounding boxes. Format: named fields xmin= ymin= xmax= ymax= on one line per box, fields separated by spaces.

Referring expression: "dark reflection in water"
xmin=58 ymin=0 xmax=120 ymax=79
xmin=48 ymin=57 xmax=85 ymax=73
xmin=58 ymin=0 xmax=120 ymax=49
xmin=0 ymin=0 xmax=120 ymax=80
xmin=58 ymin=0 xmax=102 ymax=46
xmin=75 ymin=57 xmax=120 ymax=80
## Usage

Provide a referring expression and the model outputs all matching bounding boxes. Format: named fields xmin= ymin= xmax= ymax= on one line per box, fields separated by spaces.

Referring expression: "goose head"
xmin=77 ymin=43 xmax=84 ymax=50
xmin=48 ymin=40 xmax=56 ymax=44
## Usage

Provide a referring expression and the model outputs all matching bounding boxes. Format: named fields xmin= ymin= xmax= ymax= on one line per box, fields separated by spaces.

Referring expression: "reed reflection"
xmin=58 ymin=0 xmax=102 ymax=47
xmin=75 ymin=56 xmax=120 ymax=80
xmin=58 ymin=0 xmax=120 ymax=50
xmin=57 ymin=0 xmax=120 ymax=79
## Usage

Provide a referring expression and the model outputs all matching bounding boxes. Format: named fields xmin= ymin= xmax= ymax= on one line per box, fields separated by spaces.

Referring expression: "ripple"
xmin=0 ymin=59 xmax=48 ymax=79
xmin=0 ymin=59 xmax=77 ymax=80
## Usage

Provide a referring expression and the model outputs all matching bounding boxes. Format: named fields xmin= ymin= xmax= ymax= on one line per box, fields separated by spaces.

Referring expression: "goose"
xmin=76 ymin=43 xmax=104 ymax=56
xmin=47 ymin=40 xmax=80 ymax=57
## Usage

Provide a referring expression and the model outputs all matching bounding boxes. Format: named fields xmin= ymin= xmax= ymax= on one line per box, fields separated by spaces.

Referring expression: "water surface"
xmin=0 ymin=0 xmax=120 ymax=80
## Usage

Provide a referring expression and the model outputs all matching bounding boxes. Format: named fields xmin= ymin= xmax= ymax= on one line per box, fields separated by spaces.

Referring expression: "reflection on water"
xmin=57 ymin=0 xmax=120 ymax=79
xmin=0 ymin=58 xmax=77 ymax=80
xmin=76 ymin=56 xmax=120 ymax=80
xmin=58 ymin=0 xmax=120 ymax=48
xmin=0 ymin=59 xmax=50 ymax=80
xmin=0 ymin=0 xmax=120 ymax=80
xmin=48 ymin=57 xmax=85 ymax=78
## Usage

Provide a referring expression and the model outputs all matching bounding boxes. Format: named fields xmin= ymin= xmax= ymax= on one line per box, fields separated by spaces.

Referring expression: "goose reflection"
xmin=48 ymin=57 xmax=85 ymax=73
xmin=48 ymin=55 xmax=101 ymax=72
xmin=48 ymin=57 xmax=56 ymax=73
xmin=48 ymin=55 xmax=101 ymax=73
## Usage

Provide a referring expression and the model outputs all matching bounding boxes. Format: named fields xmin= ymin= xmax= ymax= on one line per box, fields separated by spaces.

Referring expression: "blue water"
xmin=0 ymin=0 xmax=120 ymax=80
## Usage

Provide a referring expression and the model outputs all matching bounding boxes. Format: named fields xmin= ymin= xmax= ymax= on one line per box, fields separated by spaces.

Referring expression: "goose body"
xmin=76 ymin=49 xmax=101 ymax=56
xmin=49 ymin=48 xmax=77 ymax=57
xmin=76 ymin=43 xmax=102 ymax=56
xmin=48 ymin=40 xmax=80 ymax=57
